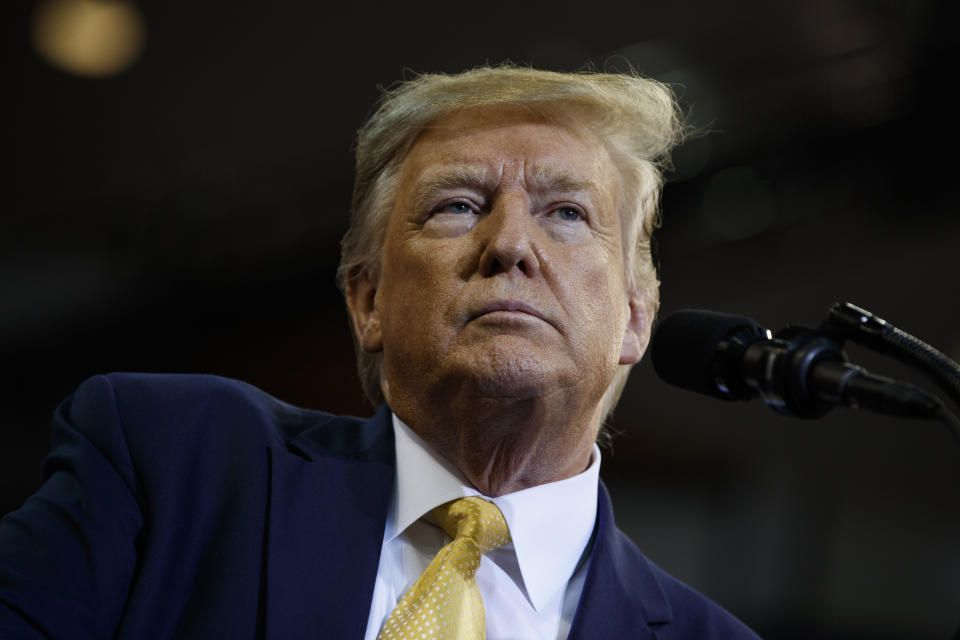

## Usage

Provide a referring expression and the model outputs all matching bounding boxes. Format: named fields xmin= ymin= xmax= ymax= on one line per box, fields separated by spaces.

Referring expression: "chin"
xmin=445 ymin=341 xmax=571 ymax=400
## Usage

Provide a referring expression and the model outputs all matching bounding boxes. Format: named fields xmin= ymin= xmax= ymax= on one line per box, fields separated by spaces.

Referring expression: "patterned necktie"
xmin=377 ymin=496 xmax=511 ymax=640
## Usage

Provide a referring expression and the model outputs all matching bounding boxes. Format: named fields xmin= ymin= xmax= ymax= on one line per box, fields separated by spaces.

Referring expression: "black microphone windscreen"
xmin=651 ymin=309 xmax=762 ymax=399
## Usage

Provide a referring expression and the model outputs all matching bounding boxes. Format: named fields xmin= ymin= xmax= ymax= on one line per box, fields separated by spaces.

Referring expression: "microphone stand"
xmin=820 ymin=302 xmax=960 ymax=440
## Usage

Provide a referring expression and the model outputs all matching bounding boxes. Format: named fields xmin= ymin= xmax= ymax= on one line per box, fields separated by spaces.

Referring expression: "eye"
xmin=550 ymin=206 xmax=585 ymax=222
xmin=422 ymin=198 xmax=482 ymax=237
xmin=435 ymin=200 xmax=476 ymax=215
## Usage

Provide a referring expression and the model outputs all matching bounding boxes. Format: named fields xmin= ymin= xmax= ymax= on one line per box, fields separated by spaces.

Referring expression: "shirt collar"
xmin=386 ymin=413 xmax=600 ymax=612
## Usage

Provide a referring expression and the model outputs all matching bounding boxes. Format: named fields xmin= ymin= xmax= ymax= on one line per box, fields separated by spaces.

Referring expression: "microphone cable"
xmin=824 ymin=302 xmax=960 ymax=411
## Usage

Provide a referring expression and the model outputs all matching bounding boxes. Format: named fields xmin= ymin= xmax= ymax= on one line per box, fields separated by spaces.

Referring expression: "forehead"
xmin=399 ymin=107 xmax=620 ymax=192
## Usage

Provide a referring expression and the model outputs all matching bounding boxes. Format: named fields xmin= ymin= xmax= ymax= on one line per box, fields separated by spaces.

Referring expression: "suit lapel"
xmin=261 ymin=408 xmax=671 ymax=639
xmin=567 ymin=482 xmax=673 ymax=639
xmin=263 ymin=405 xmax=394 ymax=639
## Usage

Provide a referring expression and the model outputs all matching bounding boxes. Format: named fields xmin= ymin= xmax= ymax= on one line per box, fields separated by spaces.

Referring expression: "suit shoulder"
xmin=70 ymin=372 xmax=361 ymax=448
xmin=598 ymin=522 xmax=760 ymax=639
xmin=639 ymin=546 xmax=762 ymax=639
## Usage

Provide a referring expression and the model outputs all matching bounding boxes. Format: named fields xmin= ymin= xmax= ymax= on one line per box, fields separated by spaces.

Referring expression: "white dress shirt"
xmin=363 ymin=414 xmax=601 ymax=640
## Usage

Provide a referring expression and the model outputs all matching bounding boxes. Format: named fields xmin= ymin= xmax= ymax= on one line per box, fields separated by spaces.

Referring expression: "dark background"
xmin=4 ymin=1 xmax=959 ymax=638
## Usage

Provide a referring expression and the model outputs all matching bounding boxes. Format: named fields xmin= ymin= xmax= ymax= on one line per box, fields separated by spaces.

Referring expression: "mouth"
xmin=470 ymin=299 xmax=556 ymax=330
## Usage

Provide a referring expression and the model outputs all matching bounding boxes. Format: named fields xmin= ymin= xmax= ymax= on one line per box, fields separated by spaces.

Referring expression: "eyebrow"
xmin=412 ymin=165 xmax=492 ymax=212
xmin=524 ymin=163 xmax=599 ymax=198
xmin=412 ymin=163 xmax=600 ymax=212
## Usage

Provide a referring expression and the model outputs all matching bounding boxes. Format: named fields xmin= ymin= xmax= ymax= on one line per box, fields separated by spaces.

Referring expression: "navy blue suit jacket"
xmin=0 ymin=373 xmax=760 ymax=639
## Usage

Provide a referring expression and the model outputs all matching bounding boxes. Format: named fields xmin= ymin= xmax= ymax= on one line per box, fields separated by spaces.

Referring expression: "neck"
xmin=387 ymin=384 xmax=602 ymax=496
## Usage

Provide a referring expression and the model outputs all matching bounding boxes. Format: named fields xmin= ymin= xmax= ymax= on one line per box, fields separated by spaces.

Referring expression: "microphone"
xmin=650 ymin=309 xmax=943 ymax=420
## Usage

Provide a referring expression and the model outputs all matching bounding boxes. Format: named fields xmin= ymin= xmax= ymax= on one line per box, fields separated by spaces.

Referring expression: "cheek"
xmin=378 ymin=240 xmax=467 ymax=334
xmin=391 ymin=233 xmax=482 ymax=298
xmin=577 ymin=243 xmax=625 ymax=295
xmin=570 ymin=252 xmax=630 ymax=342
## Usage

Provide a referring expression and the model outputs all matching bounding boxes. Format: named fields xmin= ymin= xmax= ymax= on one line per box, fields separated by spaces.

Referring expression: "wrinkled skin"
xmin=346 ymin=107 xmax=650 ymax=496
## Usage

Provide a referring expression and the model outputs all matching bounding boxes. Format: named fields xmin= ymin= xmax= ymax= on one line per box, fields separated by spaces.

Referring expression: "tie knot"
xmin=431 ymin=496 xmax=510 ymax=554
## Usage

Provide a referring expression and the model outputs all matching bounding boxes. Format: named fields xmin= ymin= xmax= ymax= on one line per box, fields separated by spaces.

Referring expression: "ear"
xmin=619 ymin=293 xmax=652 ymax=365
xmin=345 ymin=266 xmax=384 ymax=354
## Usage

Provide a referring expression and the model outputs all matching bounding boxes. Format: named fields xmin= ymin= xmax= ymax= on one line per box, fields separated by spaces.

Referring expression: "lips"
xmin=470 ymin=299 xmax=557 ymax=329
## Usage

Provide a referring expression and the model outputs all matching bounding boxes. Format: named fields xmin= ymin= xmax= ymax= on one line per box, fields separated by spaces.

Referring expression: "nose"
xmin=477 ymin=194 xmax=541 ymax=278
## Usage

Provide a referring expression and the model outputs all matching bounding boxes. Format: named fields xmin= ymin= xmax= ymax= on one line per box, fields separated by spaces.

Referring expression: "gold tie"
xmin=377 ymin=497 xmax=511 ymax=640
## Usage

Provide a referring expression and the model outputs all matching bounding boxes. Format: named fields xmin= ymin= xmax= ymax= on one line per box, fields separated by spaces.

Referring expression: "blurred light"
xmin=613 ymin=41 xmax=718 ymax=139
xmin=828 ymin=52 xmax=903 ymax=127
xmin=30 ymin=0 xmax=146 ymax=78
xmin=800 ymin=0 xmax=882 ymax=57
xmin=700 ymin=166 xmax=777 ymax=241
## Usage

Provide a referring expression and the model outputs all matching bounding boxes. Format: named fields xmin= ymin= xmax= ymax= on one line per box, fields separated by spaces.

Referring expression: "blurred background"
xmin=4 ymin=0 xmax=959 ymax=637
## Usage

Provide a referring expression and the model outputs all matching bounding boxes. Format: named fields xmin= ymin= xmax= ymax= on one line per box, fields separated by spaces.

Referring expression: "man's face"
xmin=350 ymin=107 xmax=648 ymax=416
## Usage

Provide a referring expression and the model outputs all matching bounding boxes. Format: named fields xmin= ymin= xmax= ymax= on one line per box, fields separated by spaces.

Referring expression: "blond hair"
xmin=338 ymin=65 xmax=684 ymax=424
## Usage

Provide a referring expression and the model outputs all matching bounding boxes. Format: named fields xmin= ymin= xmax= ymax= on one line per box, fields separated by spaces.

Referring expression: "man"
xmin=0 ymin=66 xmax=761 ymax=639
